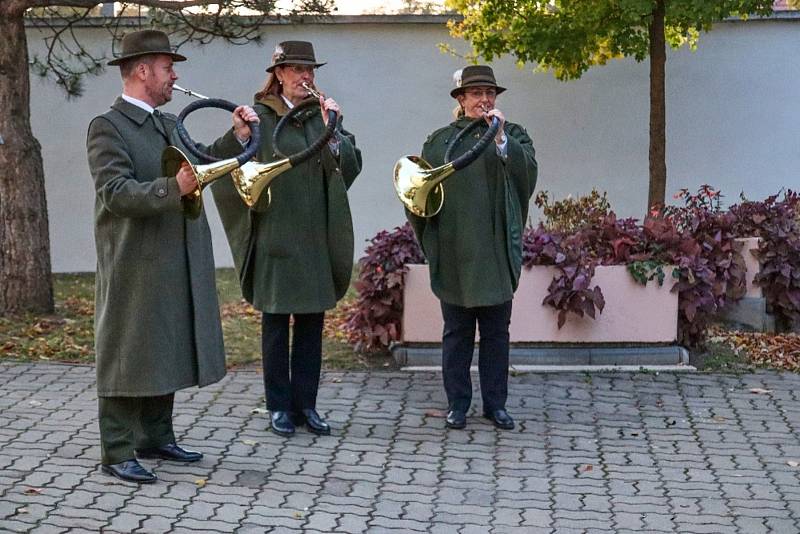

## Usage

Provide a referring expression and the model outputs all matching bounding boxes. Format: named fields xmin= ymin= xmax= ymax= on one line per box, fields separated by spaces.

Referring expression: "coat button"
xmin=334 ymin=167 xmax=340 ymax=173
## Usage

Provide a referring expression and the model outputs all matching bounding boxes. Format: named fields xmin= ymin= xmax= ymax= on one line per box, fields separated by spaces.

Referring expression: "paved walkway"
xmin=0 ymin=363 xmax=799 ymax=533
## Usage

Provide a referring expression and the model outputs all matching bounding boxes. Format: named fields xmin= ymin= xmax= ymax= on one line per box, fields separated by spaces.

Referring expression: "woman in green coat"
xmin=406 ymin=65 xmax=537 ymax=431
xmin=212 ymin=41 xmax=361 ymax=437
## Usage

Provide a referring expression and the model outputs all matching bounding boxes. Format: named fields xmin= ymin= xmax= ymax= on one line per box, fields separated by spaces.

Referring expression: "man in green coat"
xmin=406 ymin=65 xmax=537 ymax=431
xmin=86 ymin=30 xmax=257 ymax=483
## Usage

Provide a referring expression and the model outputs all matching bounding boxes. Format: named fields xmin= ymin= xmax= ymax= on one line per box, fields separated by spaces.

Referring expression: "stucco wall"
xmin=26 ymin=16 xmax=800 ymax=272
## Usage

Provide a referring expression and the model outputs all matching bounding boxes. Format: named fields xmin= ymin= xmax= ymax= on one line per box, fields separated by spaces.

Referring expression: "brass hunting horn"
xmin=164 ymin=88 xmax=261 ymax=219
xmin=230 ymin=83 xmax=337 ymax=208
xmin=393 ymin=115 xmax=500 ymax=218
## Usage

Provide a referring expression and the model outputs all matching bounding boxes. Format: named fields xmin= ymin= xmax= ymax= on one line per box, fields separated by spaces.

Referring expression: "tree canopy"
xmin=446 ymin=0 xmax=775 ymax=212
xmin=447 ymin=0 xmax=774 ymax=81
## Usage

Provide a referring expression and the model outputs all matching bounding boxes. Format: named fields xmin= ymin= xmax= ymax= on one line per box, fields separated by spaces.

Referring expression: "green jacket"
xmin=211 ymin=94 xmax=362 ymax=313
xmin=406 ymin=117 xmax=537 ymax=308
xmin=86 ymin=97 xmax=226 ymax=397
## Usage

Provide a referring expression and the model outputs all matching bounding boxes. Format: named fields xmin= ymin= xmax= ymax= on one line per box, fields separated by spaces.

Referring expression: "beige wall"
xmin=26 ymin=16 xmax=800 ymax=272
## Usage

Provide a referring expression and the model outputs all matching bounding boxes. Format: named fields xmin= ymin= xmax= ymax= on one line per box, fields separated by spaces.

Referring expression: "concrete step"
xmin=393 ymin=344 xmax=692 ymax=371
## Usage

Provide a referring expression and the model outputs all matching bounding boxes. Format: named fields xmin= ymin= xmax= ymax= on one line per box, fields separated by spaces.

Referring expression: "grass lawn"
xmin=3 ymin=272 xmax=796 ymax=373
xmin=0 ymin=269 xmax=395 ymax=370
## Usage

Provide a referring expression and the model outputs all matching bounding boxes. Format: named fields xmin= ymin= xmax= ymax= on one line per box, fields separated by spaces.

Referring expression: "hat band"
xmin=279 ymin=54 xmax=317 ymax=63
xmin=462 ymin=77 xmax=497 ymax=86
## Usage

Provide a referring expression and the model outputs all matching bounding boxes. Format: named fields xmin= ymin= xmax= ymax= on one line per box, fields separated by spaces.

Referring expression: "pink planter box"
xmin=737 ymin=237 xmax=762 ymax=298
xmin=402 ymin=264 xmax=678 ymax=343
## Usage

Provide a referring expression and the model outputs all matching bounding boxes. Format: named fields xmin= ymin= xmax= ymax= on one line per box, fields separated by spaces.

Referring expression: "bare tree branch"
xmin=27 ymin=0 xmax=218 ymax=8
xmin=22 ymin=0 xmax=334 ymax=97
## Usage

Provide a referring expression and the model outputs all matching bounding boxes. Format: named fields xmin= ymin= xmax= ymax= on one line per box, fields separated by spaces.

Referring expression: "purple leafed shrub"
xmin=344 ymin=223 xmax=426 ymax=352
xmin=346 ymin=187 xmax=799 ymax=352
xmin=729 ymin=190 xmax=800 ymax=330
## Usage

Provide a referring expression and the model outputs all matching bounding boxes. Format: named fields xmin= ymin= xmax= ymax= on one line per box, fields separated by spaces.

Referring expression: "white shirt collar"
xmin=121 ymin=93 xmax=156 ymax=114
xmin=280 ymin=94 xmax=294 ymax=109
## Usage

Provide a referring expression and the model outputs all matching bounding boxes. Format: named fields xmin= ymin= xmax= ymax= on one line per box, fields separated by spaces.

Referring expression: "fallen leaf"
xmin=788 ymin=461 xmax=800 ymax=468
xmin=250 ymin=408 xmax=267 ymax=415
xmin=580 ymin=464 xmax=593 ymax=472
xmin=712 ymin=416 xmax=726 ymax=423
xmin=749 ymin=388 xmax=773 ymax=394
xmin=242 ymin=439 xmax=258 ymax=446
xmin=331 ymin=377 xmax=342 ymax=383
xmin=293 ymin=511 xmax=304 ymax=519
xmin=23 ymin=487 xmax=42 ymax=496
xmin=195 ymin=479 xmax=207 ymax=488
xmin=425 ymin=409 xmax=446 ymax=418
xmin=16 ymin=507 xmax=28 ymax=514
xmin=28 ymin=400 xmax=42 ymax=407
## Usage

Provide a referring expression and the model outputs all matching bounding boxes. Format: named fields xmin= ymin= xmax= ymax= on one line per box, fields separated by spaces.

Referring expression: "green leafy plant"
xmin=628 ymin=260 xmax=667 ymax=286
xmin=534 ymin=189 xmax=611 ymax=233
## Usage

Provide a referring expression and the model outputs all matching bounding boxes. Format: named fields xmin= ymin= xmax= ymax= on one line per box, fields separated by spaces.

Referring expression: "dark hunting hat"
xmin=108 ymin=30 xmax=187 ymax=66
xmin=450 ymin=65 xmax=506 ymax=98
xmin=266 ymin=40 xmax=326 ymax=72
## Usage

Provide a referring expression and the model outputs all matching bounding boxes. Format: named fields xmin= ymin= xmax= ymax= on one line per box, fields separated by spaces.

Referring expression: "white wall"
xmin=26 ymin=16 xmax=800 ymax=272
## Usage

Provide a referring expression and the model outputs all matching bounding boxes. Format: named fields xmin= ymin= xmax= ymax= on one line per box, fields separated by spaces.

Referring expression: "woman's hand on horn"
xmin=232 ymin=105 xmax=260 ymax=143
xmin=484 ymin=108 xmax=506 ymax=144
xmin=320 ymin=97 xmax=340 ymax=126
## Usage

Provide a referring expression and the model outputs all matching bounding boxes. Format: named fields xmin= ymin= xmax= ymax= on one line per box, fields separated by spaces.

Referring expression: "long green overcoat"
xmin=86 ymin=97 xmax=226 ymax=397
xmin=211 ymin=94 xmax=362 ymax=313
xmin=406 ymin=117 xmax=538 ymax=308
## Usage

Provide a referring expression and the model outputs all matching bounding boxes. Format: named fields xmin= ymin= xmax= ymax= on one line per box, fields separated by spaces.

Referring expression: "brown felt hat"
xmin=266 ymin=41 xmax=326 ymax=72
xmin=450 ymin=65 xmax=506 ymax=98
xmin=107 ymin=30 xmax=187 ymax=66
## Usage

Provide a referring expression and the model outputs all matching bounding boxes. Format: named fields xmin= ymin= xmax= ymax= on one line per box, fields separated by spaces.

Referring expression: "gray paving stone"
xmin=2 ymin=363 xmax=800 ymax=534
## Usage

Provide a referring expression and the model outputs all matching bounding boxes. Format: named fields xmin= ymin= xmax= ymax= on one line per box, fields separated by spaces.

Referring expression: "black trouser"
xmin=261 ymin=312 xmax=324 ymax=413
xmin=440 ymin=300 xmax=512 ymax=414
xmin=98 ymin=394 xmax=175 ymax=465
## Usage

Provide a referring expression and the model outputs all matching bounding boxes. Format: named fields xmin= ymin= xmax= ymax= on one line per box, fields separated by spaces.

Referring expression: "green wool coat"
xmin=86 ymin=97 xmax=227 ymax=397
xmin=211 ymin=94 xmax=362 ymax=313
xmin=406 ymin=117 xmax=538 ymax=308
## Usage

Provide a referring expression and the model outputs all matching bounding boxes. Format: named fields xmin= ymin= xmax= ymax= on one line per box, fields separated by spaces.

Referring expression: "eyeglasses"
xmin=284 ymin=64 xmax=315 ymax=75
xmin=464 ymin=88 xmax=497 ymax=98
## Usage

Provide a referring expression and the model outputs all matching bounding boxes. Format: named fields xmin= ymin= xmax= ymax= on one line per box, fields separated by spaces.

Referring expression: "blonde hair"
xmin=254 ymin=72 xmax=282 ymax=101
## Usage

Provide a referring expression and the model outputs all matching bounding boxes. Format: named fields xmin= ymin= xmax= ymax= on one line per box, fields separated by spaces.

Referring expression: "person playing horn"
xmin=86 ymin=29 xmax=258 ymax=484
xmin=212 ymin=40 xmax=362 ymax=437
xmin=405 ymin=65 xmax=538 ymax=431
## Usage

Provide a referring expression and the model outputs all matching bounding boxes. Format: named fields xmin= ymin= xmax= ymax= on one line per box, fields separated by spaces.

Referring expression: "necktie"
xmin=151 ymin=110 xmax=169 ymax=140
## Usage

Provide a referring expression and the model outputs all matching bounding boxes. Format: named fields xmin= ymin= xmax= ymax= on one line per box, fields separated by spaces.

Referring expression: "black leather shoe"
xmin=101 ymin=460 xmax=157 ymax=484
xmin=136 ymin=443 xmax=203 ymax=462
xmin=445 ymin=409 xmax=467 ymax=429
xmin=270 ymin=411 xmax=295 ymax=437
xmin=295 ymin=409 xmax=331 ymax=436
xmin=484 ymin=409 xmax=515 ymax=430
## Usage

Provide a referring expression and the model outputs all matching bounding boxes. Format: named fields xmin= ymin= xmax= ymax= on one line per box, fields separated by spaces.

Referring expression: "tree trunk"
xmin=648 ymin=0 xmax=667 ymax=213
xmin=0 ymin=7 xmax=54 ymax=315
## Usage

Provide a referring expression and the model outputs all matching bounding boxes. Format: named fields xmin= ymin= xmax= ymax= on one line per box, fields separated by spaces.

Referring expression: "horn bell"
xmin=162 ymin=146 xmax=241 ymax=219
xmin=392 ymin=155 xmax=455 ymax=218
xmin=230 ymin=158 xmax=294 ymax=209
